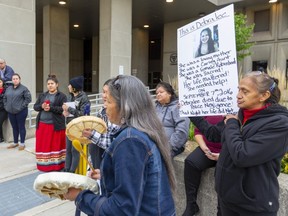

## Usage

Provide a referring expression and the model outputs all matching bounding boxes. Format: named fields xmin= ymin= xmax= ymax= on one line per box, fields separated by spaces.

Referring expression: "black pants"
xmin=89 ymin=144 xmax=105 ymax=169
xmin=0 ymin=110 xmax=8 ymax=140
xmin=219 ymin=199 xmax=277 ymax=216
xmin=65 ymin=136 xmax=80 ymax=172
xmin=184 ymin=147 xmax=220 ymax=215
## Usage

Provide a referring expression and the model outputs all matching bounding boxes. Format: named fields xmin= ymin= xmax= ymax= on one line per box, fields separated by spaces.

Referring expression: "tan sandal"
xmin=7 ymin=144 xmax=19 ymax=149
xmin=18 ymin=145 xmax=25 ymax=151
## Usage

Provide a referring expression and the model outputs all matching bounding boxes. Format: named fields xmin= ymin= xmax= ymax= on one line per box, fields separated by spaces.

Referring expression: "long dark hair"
xmin=197 ymin=28 xmax=215 ymax=56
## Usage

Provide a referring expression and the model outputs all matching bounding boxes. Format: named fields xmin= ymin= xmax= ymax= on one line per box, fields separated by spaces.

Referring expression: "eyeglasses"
xmin=112 ymin=75 xmax=122 ymax=90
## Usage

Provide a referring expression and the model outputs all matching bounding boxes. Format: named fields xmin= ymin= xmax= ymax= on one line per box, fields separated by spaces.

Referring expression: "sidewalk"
xmin=0 ymin=138 xmax=81 ymax=216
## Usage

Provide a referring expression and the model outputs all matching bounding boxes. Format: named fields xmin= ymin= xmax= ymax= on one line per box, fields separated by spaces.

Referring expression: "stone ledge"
xmin=173 ymin=151 xmax=288 ymax=216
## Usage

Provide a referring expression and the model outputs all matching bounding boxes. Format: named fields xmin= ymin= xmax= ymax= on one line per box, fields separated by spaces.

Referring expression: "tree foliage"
xmin=234 ymin=13 xmax=255 ymax=62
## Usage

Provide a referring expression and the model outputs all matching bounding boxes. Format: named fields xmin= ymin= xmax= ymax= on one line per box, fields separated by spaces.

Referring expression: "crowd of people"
xmin=61 ymin=73 xmax=286 ymax=216
xmin=1 ymin=57 xmax=288 ymax=216
xmin=64 ymin=75 xmax=177 ymax=215
xmin=63 ymin=73 xmax=287 ymax=216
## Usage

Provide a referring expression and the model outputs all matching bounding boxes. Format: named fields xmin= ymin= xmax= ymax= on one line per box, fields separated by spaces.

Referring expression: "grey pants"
xmin=65 ymin=136 xmax=80 ymax=172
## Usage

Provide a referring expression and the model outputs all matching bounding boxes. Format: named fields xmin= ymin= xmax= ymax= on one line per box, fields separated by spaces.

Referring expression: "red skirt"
xmin=35 ymin=122 xmax=66 ymax=172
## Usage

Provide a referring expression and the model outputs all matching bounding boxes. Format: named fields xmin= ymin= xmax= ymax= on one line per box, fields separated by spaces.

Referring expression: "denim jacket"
xmin=75 ymin=126 xmax=176 ymax=216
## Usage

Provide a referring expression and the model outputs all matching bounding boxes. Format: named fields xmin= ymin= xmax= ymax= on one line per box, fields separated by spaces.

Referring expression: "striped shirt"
xmin=88 ymin=107 xmax=119 ymax=149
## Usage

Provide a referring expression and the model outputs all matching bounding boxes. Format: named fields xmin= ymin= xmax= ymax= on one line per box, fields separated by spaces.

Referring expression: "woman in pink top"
xmin=182 ymin=115 xmax=223 ymax=216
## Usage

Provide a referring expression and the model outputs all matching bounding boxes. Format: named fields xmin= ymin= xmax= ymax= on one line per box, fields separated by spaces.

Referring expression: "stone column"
xmin=92 ymin=36 xmax=99 ymax=93
xmin=132 ymin=28 xmax=149 ymax=85
xmin=43 ymin=5 xmax=69 ymax=93
xmin=99 ymin=0 xmax=132 ymax=90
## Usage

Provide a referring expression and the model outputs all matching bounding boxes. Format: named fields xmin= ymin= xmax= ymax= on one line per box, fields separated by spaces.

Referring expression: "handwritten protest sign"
xmin=177 ymin=4 xmax=238 ymax=117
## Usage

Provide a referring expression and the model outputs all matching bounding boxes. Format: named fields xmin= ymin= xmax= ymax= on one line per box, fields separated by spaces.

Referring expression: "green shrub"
xmin=234 ymin=13 xmax=255 ymax=62
xmin=281 ymin=153 xmax=288 ymax=174
xmin=188 ymin=123 xmax=195 ymax=141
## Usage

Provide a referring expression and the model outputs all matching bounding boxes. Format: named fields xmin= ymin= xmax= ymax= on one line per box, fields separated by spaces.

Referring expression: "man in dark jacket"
xmin=0 ymin=58 xmax=15 ymax=85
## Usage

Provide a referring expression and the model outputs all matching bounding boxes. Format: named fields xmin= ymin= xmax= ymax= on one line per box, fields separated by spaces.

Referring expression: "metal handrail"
xmin=27 ymin=88 xmax=156 ymax=128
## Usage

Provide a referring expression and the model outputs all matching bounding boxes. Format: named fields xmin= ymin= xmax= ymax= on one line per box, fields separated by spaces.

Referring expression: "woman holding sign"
xmin=189 ymin=71 xmax=288 ymax=216
xmin=34 ymin=74 xmax=67 ymax=171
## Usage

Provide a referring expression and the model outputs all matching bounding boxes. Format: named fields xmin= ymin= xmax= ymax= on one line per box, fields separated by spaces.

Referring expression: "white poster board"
xmin=177 ymin=4 xmax=238 ymax=117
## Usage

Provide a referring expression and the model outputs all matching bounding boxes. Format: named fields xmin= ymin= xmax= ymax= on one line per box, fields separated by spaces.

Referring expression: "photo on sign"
xmin=194 ymin=25 xmax=219 ymax=58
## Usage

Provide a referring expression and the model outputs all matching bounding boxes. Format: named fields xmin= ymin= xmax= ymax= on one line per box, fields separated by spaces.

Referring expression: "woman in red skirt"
xmin=33 ymin=75 xmax=67 ymax=171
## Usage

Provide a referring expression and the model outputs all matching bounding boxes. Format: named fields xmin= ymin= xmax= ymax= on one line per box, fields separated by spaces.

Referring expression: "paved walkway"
xmin=0 ymin=138 xmax=83 ymax=216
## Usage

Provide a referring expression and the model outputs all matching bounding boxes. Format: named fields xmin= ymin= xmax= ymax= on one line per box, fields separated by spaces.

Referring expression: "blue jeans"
xmin=8 ymin=108 xmax=28 ymax=144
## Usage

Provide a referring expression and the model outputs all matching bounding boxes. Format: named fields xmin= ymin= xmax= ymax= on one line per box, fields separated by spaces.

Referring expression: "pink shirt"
xmin=194 ymin=116 xmax=223 ymax=153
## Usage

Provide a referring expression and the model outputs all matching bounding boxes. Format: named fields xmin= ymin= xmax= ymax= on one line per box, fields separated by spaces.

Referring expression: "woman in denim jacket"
xmin=64 ymin=75 xmax=176 ymax=216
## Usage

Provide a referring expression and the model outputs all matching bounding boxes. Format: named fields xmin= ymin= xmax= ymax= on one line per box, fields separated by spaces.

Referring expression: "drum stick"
xmin=72 ymin=139 xmax=95 ymax=173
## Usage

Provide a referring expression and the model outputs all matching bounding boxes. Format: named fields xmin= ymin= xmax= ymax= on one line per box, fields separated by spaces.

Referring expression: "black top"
xmin=34 ymin=91 xmax=67 ymax=131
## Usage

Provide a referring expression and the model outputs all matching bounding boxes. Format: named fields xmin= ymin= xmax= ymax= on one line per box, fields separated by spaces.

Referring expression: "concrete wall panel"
xmin=0 ymin=40 xmax=36 ymax=100
xmin=276 ymin=42 xmax=288 ymax=72
xmin=0 ymin=0 xmax=34 ymax=10
xmin=247 ymin=4 xmax=277 ymax=42
xmin=243 ymin=43 xmax=274 ymax=73
xmin=163 ymin=19 xmax=192 ymax=82
xmin=132 ymin=28 xmax=149 ymax=85
xmin=278 ymin=2 xmax=288 ymax=39
xmin=111 ymin=31 xmax=132 ymax=57
xmin=0 ymin=3 xmax=35 ymax=44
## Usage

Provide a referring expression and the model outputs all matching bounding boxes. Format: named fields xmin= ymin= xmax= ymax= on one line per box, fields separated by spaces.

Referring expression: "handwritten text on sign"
xmin=179 ymin=11 xmax=229 ymax=38
xmin=179 ymin=50 xmax=237 ymax=116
